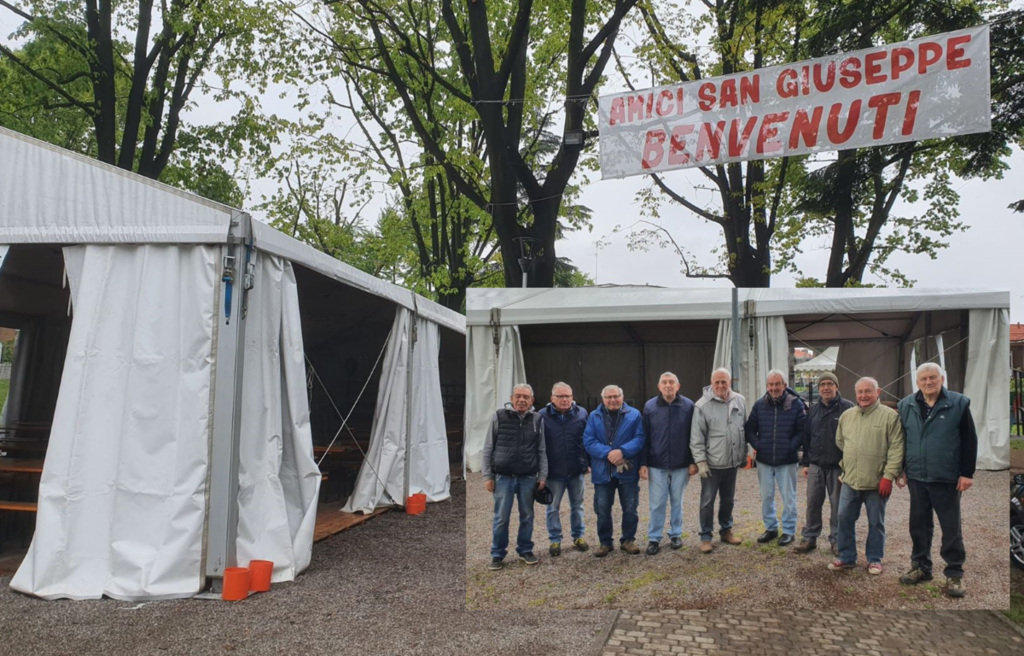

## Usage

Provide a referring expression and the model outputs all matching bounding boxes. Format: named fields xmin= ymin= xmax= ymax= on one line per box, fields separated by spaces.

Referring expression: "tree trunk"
xmin=825 ymin=150 xmax=857 ymax=287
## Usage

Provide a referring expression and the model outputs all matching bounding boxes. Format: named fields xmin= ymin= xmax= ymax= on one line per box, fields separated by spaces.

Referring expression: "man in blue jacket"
xmin=540 ymin=382 xmax=590 ymax=557
xmin=583 ymin=384 xmax=646 ymax=557
xmin=745 ymin=369 xmax=807 ymax=547
xmin=640 ymin=372 xmax=697 ymax=555
xmin=896 ymin=363 xmax=977 ymax=599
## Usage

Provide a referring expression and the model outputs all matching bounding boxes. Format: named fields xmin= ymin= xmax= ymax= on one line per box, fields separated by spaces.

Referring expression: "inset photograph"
xmin=464 ymin=287 xmax=1010 ymax=610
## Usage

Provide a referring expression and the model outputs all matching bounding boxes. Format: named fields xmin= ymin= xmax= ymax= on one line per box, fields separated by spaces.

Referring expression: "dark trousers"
xmin=908 ymin=479 xmax=966 ymax=578
xmin=802 ymin=464 xmax=842 ymax=543
xmin=593 ymin=477 xmax=639 ymax=547
xmin=698 ymin=467 xmax=738 ymax=541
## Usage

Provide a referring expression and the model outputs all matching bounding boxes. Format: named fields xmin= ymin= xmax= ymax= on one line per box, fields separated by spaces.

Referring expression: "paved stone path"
xmin=601 ymin=609 xmax=1024 ymax=655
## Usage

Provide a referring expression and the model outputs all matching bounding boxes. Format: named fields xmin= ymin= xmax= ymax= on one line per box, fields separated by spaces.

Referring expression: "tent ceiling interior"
xmin=292 ymin=263 xmax=464 ymax=463
xmin=516 ymin=308 xmax=970 ymax=408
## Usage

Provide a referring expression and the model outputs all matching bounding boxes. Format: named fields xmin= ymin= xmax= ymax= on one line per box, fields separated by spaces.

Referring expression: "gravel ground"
xmin=466 ymin=469 xmax=1010 ymax=611
xmin=0 ymin=480 xmax=614 ymax=656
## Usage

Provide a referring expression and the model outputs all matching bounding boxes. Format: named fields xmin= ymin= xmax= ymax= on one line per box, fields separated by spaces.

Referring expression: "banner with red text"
xmin=597 ymin=25 xmax=990 ymax=179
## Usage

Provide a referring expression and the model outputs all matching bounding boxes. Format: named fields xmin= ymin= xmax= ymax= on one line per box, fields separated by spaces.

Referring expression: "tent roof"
xmin=467 ymin=287 xmax=1009 ymax=326
xmin=0 ymin=127 xmax=235 ymax=244
xmin=0 ymin=127 xmax=464 ymax=335
xmin=794 ymin=346 xmax=840 ymax=372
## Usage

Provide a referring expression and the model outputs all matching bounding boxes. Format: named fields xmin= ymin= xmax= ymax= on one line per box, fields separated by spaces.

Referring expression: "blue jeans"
xmin=490 ymin=473 xmax=537 ymax=559
xmin=836 ymin=482 xmax=888 ymax=565
xmin=757 ymin=462 xmax=798 ymax=535
xmin=545 ymin=475 xmax=586 ymax=543
xmin=647 ymin=467 xmax=690 ymax=542
xmin=593 ymin=477 xmax=639 ymax=547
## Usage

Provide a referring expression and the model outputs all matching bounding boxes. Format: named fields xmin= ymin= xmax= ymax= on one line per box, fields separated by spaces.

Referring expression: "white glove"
xmin=697 ymin=461 xmax=710 ymax=479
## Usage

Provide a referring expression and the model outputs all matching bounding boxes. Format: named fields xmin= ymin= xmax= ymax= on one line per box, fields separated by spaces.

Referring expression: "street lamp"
xmin=514 ymin=236 xmax=540 ymax=288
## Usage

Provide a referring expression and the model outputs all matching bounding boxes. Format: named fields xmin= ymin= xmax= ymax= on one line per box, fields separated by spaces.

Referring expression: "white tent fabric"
xmin=0 ymin=128 xmax=232 ymax=244
xmin=965 ymin=308 xmax=1011 ymax=470
xmin=343 ymin=308 xmax=454 ymax=512
xmin=794 ymin=346 xmax=840 ymax=373
xmin=407 ymin=315 xmax=452 ymax=503
xmin=712 ymin=317 xmax=790 ymax=407
xmin=11 ymin=245 xmax=217 ymax=600
xmin=342 ymin=309 xmax=409 ymax=513
xmin=467 ymin=288 xmax=1010 ymax=326
xmin=464 ymin=325 xmax=526 ymax=473
xmin=235 ymin=254 xmax=321 ymax=583
xmin=251 ymin=219 xmax=463 ymax=335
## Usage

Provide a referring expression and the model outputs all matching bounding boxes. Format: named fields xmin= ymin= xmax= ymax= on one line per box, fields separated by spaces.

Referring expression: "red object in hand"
xmin=878 ymin=478 xmax=893 ymax=499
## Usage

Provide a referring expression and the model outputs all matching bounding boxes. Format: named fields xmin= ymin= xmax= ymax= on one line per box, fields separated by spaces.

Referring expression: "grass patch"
xmin=0 ymin=379 xmax=8 ymax=411
xmin=602 ymin=570 xmax=670 ymax=605
xmin=1011 ymin=438 xmax=1024 ymax=450
xmin=1006 ymin=592 xmax=1024 ymax=626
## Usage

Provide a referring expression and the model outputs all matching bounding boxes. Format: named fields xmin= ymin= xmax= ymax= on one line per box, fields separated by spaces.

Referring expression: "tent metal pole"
xmin=731 ymin=288 xmax=739 ymax=384
xmin=403 ymin=298 xmax=419 ymax=505
xmin=205 ymin=211 xmax=252 ymax=588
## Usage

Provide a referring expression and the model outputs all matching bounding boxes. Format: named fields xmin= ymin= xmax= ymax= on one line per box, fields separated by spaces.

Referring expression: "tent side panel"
xmin=235 ymin=255 xmax=321 ymax=582
xmin=10 ymin=245 xmax=217 ymax=600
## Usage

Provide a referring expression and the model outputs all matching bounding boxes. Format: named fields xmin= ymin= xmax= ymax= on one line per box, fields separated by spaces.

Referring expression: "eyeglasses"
xmin=603 ymin=395 xmax=623 ymax=400
xmin=553 ymin=395 xmax=572 ymax=399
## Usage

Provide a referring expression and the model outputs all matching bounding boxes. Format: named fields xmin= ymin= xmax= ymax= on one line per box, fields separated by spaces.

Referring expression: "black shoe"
xmin=646 ymin=541 xmax=660 ymax=556
xmin=489 ymin=558 xmax=504 ymax=571
xmin=519 ymin=552 xmax=538 ymax=565
xmin=777 ymin=534 xmax=795 ymax=547
xmin=670 ymin=537 xmax=683 ymax=550
xmin=757 ymin=529 xmax=779 ymax=544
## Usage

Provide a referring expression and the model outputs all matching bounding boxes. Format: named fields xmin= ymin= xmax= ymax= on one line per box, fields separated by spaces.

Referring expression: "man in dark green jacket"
xmin=896 ymin=363 xmax=977 ymax=599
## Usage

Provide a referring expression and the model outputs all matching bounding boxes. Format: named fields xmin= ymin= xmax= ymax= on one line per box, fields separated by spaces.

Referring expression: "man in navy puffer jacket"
xmin=744 ymin=369 xmax=807 ymax=547
xmin=640 ymin=372 xmax=698 ymax=555
xmin=540 ymin=382 xmax=590 ymax=557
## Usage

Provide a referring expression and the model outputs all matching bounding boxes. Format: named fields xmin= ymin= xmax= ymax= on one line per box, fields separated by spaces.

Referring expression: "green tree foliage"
xmin=322 ymin=0 xmax=640 ymax=288
xmin=0 ymin=0 xmax=299 ymax=203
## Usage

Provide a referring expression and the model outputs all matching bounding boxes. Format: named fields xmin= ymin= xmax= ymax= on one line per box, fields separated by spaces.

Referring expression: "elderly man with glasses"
xmin=795 ymin=372 xmax=854 ymax=556
xmin=482 ymin=384 xmax=548 ymax=571
xmin=583 ymin=385 xmax=646 ymax=557
xmin=539 ymin=382 xmax=590 ymax=557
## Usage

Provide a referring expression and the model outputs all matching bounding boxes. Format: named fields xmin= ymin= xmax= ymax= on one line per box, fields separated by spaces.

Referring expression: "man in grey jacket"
xmin=690 ymin=368 xmax=747 ymax=554
xmin=482 ymin=384 xmax=548 ymax=571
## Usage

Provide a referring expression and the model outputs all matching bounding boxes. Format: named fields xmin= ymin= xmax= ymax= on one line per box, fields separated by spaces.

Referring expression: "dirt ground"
xmin=0 ymin=480 xmax=614 ymax=656
xmin=466 ymin=469 xmax=1010 ymax=611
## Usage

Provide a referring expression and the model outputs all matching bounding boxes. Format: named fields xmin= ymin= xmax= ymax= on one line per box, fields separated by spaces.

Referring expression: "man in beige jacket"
xmin=827 ymin=377 xmax=905 ymax=575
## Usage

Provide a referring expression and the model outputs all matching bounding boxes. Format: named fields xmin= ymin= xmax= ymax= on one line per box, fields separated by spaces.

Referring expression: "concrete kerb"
xmin=989 ymin=609 xmax=1024 ymax=640
xmin=589 ymin=610 xmax=621 ymax=656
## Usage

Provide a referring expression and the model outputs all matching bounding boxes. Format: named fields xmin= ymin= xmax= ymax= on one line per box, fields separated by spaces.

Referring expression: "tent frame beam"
xmin=205 ymin=211 xmax=253 ymax=587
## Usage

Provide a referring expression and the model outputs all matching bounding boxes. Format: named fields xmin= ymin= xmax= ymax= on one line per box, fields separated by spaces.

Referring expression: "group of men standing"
xmin=481 ymin=363 xmax=975 ymax=599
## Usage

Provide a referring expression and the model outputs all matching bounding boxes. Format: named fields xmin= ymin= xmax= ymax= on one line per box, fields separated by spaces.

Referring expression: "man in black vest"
xmin=896 ymin=363 xmax=977 ymax=599
xmin=483 ymin=383 xmax=548 ymax=571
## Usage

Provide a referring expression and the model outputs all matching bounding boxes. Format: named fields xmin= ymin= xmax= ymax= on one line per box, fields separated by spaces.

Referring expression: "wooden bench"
xmin=0 ymin=501 xmax=37 ymax=512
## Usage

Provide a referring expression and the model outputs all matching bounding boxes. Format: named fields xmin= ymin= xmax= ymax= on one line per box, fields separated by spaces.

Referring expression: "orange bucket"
xmin=406 ymin=493 xmax=427 ymax=515
xmin=221 ymin=567 xmax=250 ymax=601
xmin=249 ymin=560 xmax=274 ymax=592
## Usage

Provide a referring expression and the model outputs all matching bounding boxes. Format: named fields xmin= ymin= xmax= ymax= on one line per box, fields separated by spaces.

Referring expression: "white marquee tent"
xmin=0 ymin=127 xmax=465 ymax=601
xmin=465 ymin=287 xmax=1010 ymax=473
